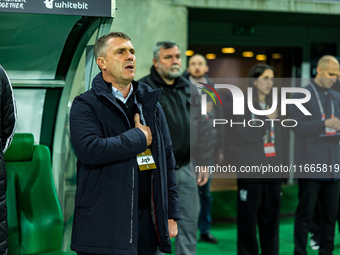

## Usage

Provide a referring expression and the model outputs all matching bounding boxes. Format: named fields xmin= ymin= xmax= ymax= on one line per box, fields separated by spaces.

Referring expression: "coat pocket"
xmin=76 ymin=166 xmax=101 ymax=210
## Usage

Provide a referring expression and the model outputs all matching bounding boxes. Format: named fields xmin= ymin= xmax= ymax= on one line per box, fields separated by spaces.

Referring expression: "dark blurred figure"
xmin=308 ymin=61 xmax=340 ymax=251
xmin=235 ymin=64 xmax=287 ymax=255
xmin=289 ymin=55 xmax=340 ymax=255
xmin=309 ymin=201 xmax=322 ymax=250
xmin=0 ymin=65 xmax=17 ymax=255
xmin=325 ymin=65 xmax=340 ymax=248
xmin=183 ymin=54 xmax=224 ymax=244
xmin=70 ymin=33 xmax=180 ymax=255
xmin=140 ymin=41 xmax=210 ymax=255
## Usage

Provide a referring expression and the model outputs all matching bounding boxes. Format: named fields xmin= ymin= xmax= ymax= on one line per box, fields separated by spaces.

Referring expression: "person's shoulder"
xmin=291 ymin=83 xmax=313 ymax=99
xmin=137 ymin=79 xmax=152 ymax=89
xmin=182 ymin=71 xmax=190 ymax=80
xmin=205 ymin=75 xmax=215 ymax=87
xmin=73 ymin=89 xmax=95 ymax=104
xmin=187 ymin=80 xmax=199 ymax=93
xmin=137 ymin=80 xmax=160 ymax=94
xmin=302 ymin=83 xmax=313 ymax=91
xmin=138 ymin=73 xmax=151 ymax=83
xmin=175 ymin=76 xmax=190 ymax=91
xmin=138 ymin=74 xmax=155 ymax=88
xmin=0 ymin=65 xmax=8 ymax=80
xmin=178 ymin=75 xmax=190 ymax=85
xmin=330 ymin=88 xmax=340 ymax=100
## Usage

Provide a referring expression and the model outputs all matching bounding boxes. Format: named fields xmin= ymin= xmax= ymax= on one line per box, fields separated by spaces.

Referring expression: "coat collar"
xmin=92 ymin=72 xmax=161 ymax=112
xmin=310 ymin=79 xmax=339 ymax=99
xmin=150 ymin=66 xmax=186 ymax=89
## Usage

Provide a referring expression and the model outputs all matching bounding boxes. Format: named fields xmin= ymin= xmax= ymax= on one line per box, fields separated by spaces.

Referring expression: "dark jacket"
xmin=0 ymin=65 xmax=16 ymax=255
xmin=289 ymin=81 xmax=340 ymax=180
xmin=182 ymin=72 xmax=225 ymax=161
xmin=140 ymin=66 xmax=210 ymax=168
xmin=235 ymin=102 xmax=288 ymax=184
xmin=70 ymin=73 xmax=180 ymax=254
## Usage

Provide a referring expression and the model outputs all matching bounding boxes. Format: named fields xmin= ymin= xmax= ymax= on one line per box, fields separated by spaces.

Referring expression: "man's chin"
xmin=168 ymin=69 xmax=181 ymax=78
xmin=191 ymin=74 xmax=204 ymax=79
xmin=127 ymin=72 xmax=135 ymax=79
xmin=123 ymin=75 xmax=135 ymax=83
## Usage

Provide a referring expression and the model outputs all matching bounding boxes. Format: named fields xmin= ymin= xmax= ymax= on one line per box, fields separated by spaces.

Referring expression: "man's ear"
xmin=205 ymin=65 xmax=209 ymax=73
xmin=316 ymin=66 xmax=322 ymax=77
xmin=96 ymin=57 xmax=106 ymax=70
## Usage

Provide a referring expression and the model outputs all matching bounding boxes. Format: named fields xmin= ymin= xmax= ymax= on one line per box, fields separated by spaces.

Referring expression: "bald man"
xmin=289 ymin=55 xmax=340 ymax=255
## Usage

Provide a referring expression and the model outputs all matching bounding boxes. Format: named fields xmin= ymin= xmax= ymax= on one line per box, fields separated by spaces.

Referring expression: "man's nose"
xmin=172 ymin=57 xmax=180 ymax=65
xmin=126 ymin=52 xmax=134 ymax=60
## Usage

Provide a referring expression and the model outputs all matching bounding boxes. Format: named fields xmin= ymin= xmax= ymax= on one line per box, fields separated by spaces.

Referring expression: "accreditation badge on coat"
xmin=137 ymin=148 xmax=157 ymax=171
xmin=325 ymin=127 xmax=337 ymax=136
xmin=264 ymin=143 xmax=276 ymax=157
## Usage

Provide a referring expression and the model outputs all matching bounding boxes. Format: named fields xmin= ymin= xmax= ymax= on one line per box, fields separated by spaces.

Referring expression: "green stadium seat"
xmin=5 ymin=133 xmax=70 ymax=255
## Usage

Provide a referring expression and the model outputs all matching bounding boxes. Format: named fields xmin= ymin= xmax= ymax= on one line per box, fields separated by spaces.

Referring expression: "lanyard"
xmin=310 ymin=83 xmax=334 ymax=121
xmin=134 ymin=95 xmax=146 ymax=126
xmin=266 ymin=125 xmax=275 ymax=144
xmin=251 ymin=107 xmax=275 ymax=144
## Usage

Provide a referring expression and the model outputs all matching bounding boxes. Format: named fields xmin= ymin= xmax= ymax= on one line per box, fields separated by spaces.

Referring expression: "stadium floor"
xmin=191 ymin=217 xmax=340 ymax=255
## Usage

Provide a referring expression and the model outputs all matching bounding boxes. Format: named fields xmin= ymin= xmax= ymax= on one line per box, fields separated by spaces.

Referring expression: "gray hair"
xmin=153 ymin=41 xmax=179 ymax=60
xmin=94 ymin=32 xmax=131 ymax=60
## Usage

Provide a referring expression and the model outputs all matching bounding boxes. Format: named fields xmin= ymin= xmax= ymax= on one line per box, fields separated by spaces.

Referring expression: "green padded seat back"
xmin=5 ymin=133 xmax=65 ymax=255
xmin=4 ymin=133 xmax=34 ymax=162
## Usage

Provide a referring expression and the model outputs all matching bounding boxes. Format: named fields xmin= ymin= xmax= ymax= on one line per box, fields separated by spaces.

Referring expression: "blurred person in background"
xmin=0 ymin=65 xmax=17 ymax=255
xmin=140 ymin=41 xmax=210 ymax=255
xmin=289 ymin=55 xmax=340 ymax=255
xmin=183 ymin=54 xmax=223 ymax=244
xmin=235 ymin=64 xmax=287 ymax=255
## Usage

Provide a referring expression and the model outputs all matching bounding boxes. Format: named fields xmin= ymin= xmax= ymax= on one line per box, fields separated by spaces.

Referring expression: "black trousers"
xmin=77 ymin=208 xmax=157 ymax=255
xmin=310 ymin=199 xmax=322 ymax=241
xmin=237 ymin=182 xmax=281 ymax=255
xmin=294 ymin=179 xmax=340 ymax=255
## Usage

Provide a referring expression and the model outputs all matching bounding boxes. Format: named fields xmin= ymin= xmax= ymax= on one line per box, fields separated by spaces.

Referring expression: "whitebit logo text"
xmin=44 ymin=0 xmax=54 ymax=9
xmin=44 ymin=0 xmax=89 ymax=10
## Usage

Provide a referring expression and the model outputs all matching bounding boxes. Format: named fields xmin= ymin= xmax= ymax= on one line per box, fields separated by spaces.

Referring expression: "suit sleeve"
xmin=0 ymin=66 xmax=16 ymax=153
xmin=157 ymin=103 xmax=180 ymax=220
xmin=70 ymin=96 xmax=147 ymax=167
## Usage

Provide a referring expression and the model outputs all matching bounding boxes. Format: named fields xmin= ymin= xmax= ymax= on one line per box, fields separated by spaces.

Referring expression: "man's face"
xmin=187 ymin=55 xmax=208 ymax=78
xmin=316 ymin=60 xmax=340 ymax=89
xmin=154 ymin=46 xmax=182 ymax=80
xmin=97 ymin=37 xmax=136 ymax=85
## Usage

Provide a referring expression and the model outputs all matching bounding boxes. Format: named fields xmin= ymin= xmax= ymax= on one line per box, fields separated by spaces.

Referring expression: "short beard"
xmin=166 ymin=65 xmax=181 ymax=79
